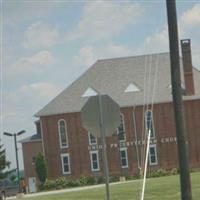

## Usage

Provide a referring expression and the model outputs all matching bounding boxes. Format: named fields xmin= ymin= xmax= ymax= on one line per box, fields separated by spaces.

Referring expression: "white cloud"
xmin=9 ymin=51 xmax=55 ymax=74
xmin=179 ymin=4 xmax=200 ymax=69
xmin=23 ymin=21 xmax=59 ymax=48
xmin=180 ymin=4 xmax=200 ymax=27
xmin=4 ymin=83 xmax=62 ymax=129
xmin=73 ymin=43 xmax=133 ymax=67
xmin=74 ymin=46 xmax=96 ymax=67
xmin=66 ymin=1 xmax=143 ymax=42
xmin=139 ymin=4 xmax=200 ymax=70
xmin=3 ymin=82 xmax=62 ymax=130
xmin=98 ymin=44 xmax=133 ymax=58
xmin=19 ymin=82 xmax=62 ymax=100
xmin=4 ymin=1 xmax=58 ymax=27
xmin=143 ymin=26 xmax=169 ymax=53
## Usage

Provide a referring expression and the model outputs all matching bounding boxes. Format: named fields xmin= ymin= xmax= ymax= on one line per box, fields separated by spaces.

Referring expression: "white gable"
xmin=125 ymin=83 xmax=140 ymax=93
xmin=82 ymin=87 xmax=98 ymax=97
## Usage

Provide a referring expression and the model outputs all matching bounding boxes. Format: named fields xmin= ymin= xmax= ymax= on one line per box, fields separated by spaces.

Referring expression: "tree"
xmin=0 ymin=143 xmax=10 ymax=179
xmin=35 ymin=153 xmax=47 ymax=185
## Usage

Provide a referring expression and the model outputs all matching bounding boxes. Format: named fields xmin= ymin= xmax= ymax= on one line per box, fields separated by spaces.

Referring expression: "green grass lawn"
xmin=23 ymin=172 xmax=200 ymax=200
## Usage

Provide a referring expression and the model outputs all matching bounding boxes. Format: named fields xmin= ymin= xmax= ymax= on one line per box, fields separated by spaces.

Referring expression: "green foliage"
xmin=85 ymin=176 xmax=96 ymax=185
xmin=147 ymin=168 xmax=179 ymax=178
xmin=35 ymin=153 xmax=47 ymax=185
xmin=79 ymin=175 xmax=88 ymax=186
xmin=41 ymin=178 xmax=81 ymax=191
xmin=10 ymin=175 xmax=17 ymax=183
xmin=41 ymin=175 xmax=100 ymax=191
xmin=67 ymin=179 xmax=81 ymax=187
xmin=96 ymin=176 xmax=105 ymax=184
xmin=110 ymin=175 xmax=119 ymax=182
xmin=79 ymin=175 xmax=96 ymax=185
xmin=22 ymin=172 xmax=200 ymax=200
xmin=40 ymin=168 xmax=181 ymax=191
xmin=147 ymin=168 xmax=168 ymax=178
xmin=0 ymin=143 xmax=10 ymax=179
xmin=55 ymin=177 xmax=67 ymax=188
xmin=40 ymin=179 xmax=56 ymax=190
xmin=170 ymin=168 xmax=179 ymax=175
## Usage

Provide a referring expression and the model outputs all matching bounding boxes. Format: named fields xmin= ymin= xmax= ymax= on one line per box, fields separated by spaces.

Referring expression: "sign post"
xmin=98 ymin=95 xmax=110 ymax=200
xmin=81 ymin=94 xmax=121 ymax=200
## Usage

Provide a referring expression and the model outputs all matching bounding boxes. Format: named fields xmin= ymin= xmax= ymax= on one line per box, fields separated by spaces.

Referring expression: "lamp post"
xmin=3 ymin=130 xmax=25 ymax=193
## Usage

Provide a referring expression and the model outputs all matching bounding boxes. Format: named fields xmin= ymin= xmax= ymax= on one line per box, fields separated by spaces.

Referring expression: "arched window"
xmin=117 ymin=113 xmax=126 ymax=141
xmin=145 ymin=110 xmax=155 ymax=138
xmin=88 ymin=132 xmax=97 ymax=145
xmin=58 ymin=119 xmax=68 ymax=148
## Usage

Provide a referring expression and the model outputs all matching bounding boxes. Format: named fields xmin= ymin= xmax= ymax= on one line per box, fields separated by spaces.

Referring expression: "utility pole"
xmin=14 ymin=133 xmax=20 ymax=192
xmin=4 ymin=130 xmax=25 ymax=193
xmin=166 ymin=1 xmax=192 ymax=200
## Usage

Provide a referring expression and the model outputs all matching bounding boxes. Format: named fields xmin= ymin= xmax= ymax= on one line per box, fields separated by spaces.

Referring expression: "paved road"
xmin=7 ymin=179 xmax=139 ymax=199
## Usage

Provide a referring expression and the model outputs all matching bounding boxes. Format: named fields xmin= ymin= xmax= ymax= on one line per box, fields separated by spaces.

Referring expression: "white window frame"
xmin=60 ymin=153 xmax=71 ymax=175
xmin=149 ymin=144 xmax=158 ymax=166
xmin=89 ymin=150 xmax=100 ymax=172
xmin=120 ymin=147 xmax=128 ymax=168
xmin=117 ymin=113 xmax=126 ymax=142
xmin=145 ymin=110 xmax=155 ymax=139
xmin=58 ymin=119 xmax=69 ymax=148
xmin=88 ymin=132 xmax=97 ymax=145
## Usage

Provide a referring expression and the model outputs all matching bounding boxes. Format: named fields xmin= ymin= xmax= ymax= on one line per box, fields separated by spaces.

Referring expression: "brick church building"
xmin=21 ymin=39 xmax=200 ymax=192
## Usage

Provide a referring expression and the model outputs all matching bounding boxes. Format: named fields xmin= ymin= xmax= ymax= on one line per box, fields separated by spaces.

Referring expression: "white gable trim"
xmin=125 ymin=83 xmax=140 ymax=93
xmin=82 ymin=87 xmax=98 ymax=97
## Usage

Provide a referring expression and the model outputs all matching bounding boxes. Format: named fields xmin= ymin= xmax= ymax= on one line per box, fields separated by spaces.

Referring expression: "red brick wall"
xmin=22 ymin=140 xmax=43 ymax=188
xmin=39 ymin=99 xmax=200 ymax=179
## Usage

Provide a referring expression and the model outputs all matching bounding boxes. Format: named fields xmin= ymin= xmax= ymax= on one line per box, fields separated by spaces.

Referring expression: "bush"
xmin=79 ymin=175 xmax=88 ymax=186
xmin=170 ymin=168 xmax=178 ymax=175
xmin=110 ymin=176 xmax=119 ymax=182
xmin=133 ymin=172 xmax=141 ymax=179
xmin=96 ymin=176 xmax=105 ymax=184
xmin=146 ymin=168 xmax=180 ymax=178
xmin=79 ymin=175 xmax=96 ymax=185
xmin=66 ymin=180 xmax=80 ymax=187
xmin=41 ymin=179 xmax=57 ymax=190
xmin=86 ymin=176 xmax=96 ymax=185
xmin=147 ymin=169 xmax=168 ymax=178
xmin=55 ymin=178 xmax=68 ymax=188
xmin=35 ymin=153 xmax=48 ymax=185
xmin=41 ymin=174 xmax=123 ymax=191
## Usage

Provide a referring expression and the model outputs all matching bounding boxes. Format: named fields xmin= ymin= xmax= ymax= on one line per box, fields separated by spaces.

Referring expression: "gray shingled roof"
xmin=20 ymin=134 xmax=41 ymax=143
xmin=35 ymin=52 xmax=200 ymax=117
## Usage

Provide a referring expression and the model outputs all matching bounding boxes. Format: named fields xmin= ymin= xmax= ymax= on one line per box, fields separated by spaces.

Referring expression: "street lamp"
xmin=3 ymin=130 xmax=25 ymax=193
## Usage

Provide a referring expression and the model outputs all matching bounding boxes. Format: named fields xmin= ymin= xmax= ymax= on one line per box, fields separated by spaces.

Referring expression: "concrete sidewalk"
xmin=7 ymin=179 xmax=139 ymax=199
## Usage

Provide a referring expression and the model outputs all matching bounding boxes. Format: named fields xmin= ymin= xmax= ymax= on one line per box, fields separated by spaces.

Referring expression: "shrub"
xmin=170 ymin=168 xmax=178 ymax=175
xmin=35 ymin=153 xmax=48 ymax=185
xmin=96 ymin=176 xmax=105 ymax=184
xmin=66 ymin=180 xmax=80 ymax=187
xmin=79 ymin=175 xmax=88 ymax=186
xmin=55 ymin=178 xmax=68 ymax=188
xmin=110 ymin=176 xmax=119 ymax=182
xmin=86 ymin=176 xmax=96 ymax=185
xmin=41 ymin=179 xmax=56 ymax=190
xmin=147 ymin=169 xmax=168 ymax=178
xmin=133 ymin=172 xmax=141 ymax=179
xmin=125 ymin=175 xmax=134 ymax=180
xmin=79 ymin=175 xmax=96 ymax=185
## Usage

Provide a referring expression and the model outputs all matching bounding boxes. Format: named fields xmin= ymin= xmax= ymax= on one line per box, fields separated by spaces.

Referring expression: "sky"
xmin=0 ymin=0 xmax=200 ymax=170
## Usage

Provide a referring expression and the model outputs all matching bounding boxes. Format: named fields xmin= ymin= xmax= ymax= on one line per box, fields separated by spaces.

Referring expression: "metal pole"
xmin=98 ymin=94 xmax=110 ymax=200
xmin=14 ymin=133 xmax=21 ymax=193
xmin=140 ymin=129 xmax=151 ymax=200
xmin=166 ymin=1 xmax=192 ymax=200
